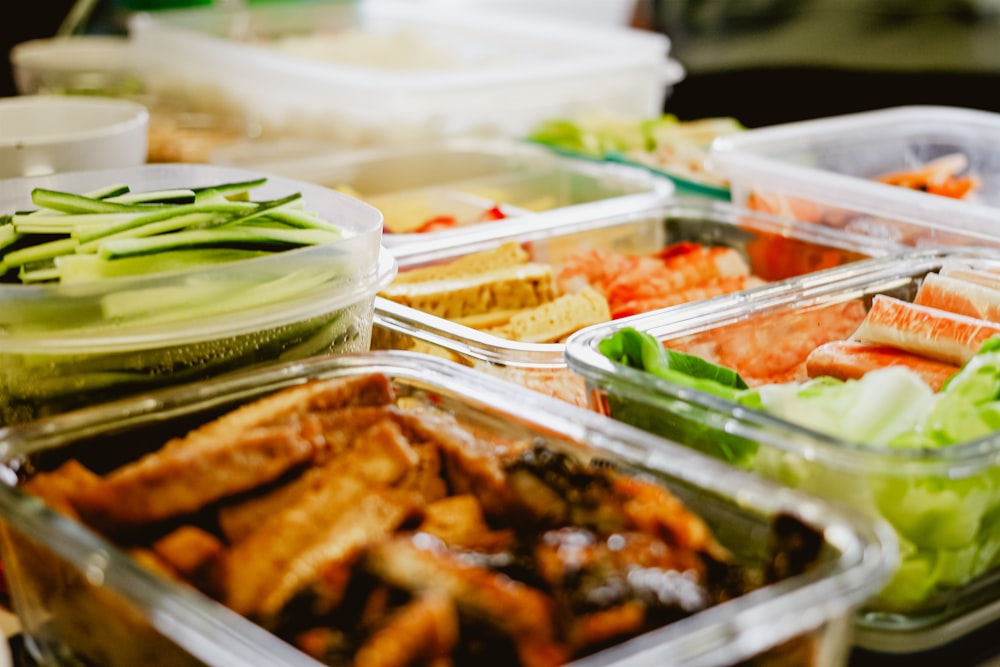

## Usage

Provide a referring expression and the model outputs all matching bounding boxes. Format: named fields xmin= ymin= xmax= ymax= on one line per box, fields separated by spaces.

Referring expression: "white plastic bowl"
xmin=0 ymin=95 xmax=149 ymax=178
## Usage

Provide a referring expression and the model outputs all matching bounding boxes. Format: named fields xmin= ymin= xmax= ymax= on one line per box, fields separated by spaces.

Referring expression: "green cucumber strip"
xmin=191 ymin=177 xmax=268 ymax=198
xmin=98 ymin=225 xmax=338 ymax=260
xmin=88 ymin=184 xmax=131 ymax=199
xmin=107 ymin=188 xmax=196 ymax=205
xmin=0 ymin=225 xmax=19 ymax=251
xmin=3 ymin=237 xmax=77 ymax=267
xmin=264 ymin=208 xmax=343 ymax=233
xmin=76 ymin=193 xmax=302 ymax=245
xmin=74 ymin=201 xmax=262 ymax=245
xmin=31 ymin=188 xmax=171 ymax=214
xmin=19 ymin=184 xmax=131 ymax=219
xmin=56 ymin=248 xmax=268 ymax=283
xmin=13 ymin=212 xmax=139 ymax=234
xmin=101 ymin=280 xmax=253 ymax=320
xmin=100 ymin=264 xmax=343 ymax=323
xmin=212 ymin=193 xmax=305 ymax=228
xmin=74 ymin=212 xmax=220 ymax=252
xmin=18 ymin=264 xmax=60 ymax=284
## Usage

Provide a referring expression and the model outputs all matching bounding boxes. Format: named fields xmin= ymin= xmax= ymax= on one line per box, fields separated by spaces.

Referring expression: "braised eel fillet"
xmin=28 ymin=373 xmax=824 ymax=667
xmin=73 ymin=373 xmax=396 ymax=529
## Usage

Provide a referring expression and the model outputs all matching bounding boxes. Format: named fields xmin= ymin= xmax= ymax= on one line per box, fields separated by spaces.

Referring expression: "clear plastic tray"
xmin=210 ymin=138 xmax=676 ymax=246
xmin=0 ymin=163 xmax=394 ymax=426
xmin=0 ymin=350 xmax=893 ymax=667
xmin=708 ymin=106 xmax=1000 ymax=248
xmin=372 ymin=197 xmax=896 ymax=406
xmin=127 ymin=1 xmax=680 ymax=148
xmin=563 ymin=247 xmax=1000 ymax=653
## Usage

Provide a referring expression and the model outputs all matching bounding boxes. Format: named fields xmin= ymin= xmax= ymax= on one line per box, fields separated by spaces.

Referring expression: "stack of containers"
xmin=708 ymin=105 xmax=1000 ymax=249
xmin=560 ymin=106 xmax=1000 ymax=656
xmin=125 ymin=0 xmax=683 ymax=151
xmin=0 ymin=163 xmax=395 ymax=427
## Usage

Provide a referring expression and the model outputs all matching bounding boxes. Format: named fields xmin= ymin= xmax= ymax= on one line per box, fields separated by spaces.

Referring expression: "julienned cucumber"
xmin=0 ymin=178 xmax=343 ymax=284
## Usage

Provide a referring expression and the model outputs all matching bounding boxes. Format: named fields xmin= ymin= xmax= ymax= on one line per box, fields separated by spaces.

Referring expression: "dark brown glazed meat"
xmin=26 ymin=373 xmax=823 ymax=667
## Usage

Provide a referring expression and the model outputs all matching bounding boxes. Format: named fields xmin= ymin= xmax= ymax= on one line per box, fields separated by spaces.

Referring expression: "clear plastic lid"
xmin=0 ymin=163 xmax=388 ymax=352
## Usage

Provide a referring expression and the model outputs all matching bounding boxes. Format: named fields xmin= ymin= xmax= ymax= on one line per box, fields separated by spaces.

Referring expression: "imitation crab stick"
xmin=913 ymin=272 xmax=1000 ymax=322
xmin=805 ymin=340 xmax=959 ymax=391
xmin=851 ymin=294 xmax=1000 ymax=366
xmin=939 ymin=265 xmax=1000 ymax=291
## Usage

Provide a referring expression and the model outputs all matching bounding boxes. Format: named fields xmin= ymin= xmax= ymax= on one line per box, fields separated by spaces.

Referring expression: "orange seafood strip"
xmin=556 ymin=242 xmax=749 ymax=303
xmin=555 ymin=248 xmax=635 ymax=293
xmin=805 ymin=341 xmax=959 ymax=392
xmin=668 ymin=300 xmax=868 ymax=386
xmin=939 ymin=265 xmax=1000 ymax=291
xmin=851 ymin=294 xmax=1000 ymax=366
xmin=610 ymin=275 xmax=765 ymax=319
xmin=875 ymin=153 xmax=980 ymax=199
xmin=913 ymin=272 xmax=1000 ymax=323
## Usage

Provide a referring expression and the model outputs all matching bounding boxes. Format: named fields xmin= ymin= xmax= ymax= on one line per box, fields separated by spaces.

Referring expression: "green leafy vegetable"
xmin=596 ymin=328 xmax=1000 ymax=609
xmin=598 ymin=327 xmax=758 ymax=465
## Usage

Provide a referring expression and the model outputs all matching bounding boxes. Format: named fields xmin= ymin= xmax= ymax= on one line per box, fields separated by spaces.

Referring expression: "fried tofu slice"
xmin=483 ymin=287 xmax=611 ymax=344
xmin=72 ymin=374 xmax=395 ymax=529
xmin=389 ymin=242 xmax=530 ymax=285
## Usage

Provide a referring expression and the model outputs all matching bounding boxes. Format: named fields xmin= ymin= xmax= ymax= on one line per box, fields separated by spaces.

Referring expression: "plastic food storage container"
xmin=126 ymin=1 xmax=681 ymax=148
xmin=0 ymin=350 xmax=894 ymax=667
xmin=564 ymin=247 xmax=1000 ymax=653
xmin=372 ymin=197 xmax=895 ymax=407
xmin=0 ymin=163 xmax=394 ymax=427
xmin=708 ymin=106 xmax=1000 ymax=248
xmin=210 ymin=138 xmax=676 ymax=246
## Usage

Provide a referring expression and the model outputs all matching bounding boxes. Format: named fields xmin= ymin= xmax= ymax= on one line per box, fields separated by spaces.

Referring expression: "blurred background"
xmin=7 ymin=0 xmax=1000 ymax=128
xmin=636 ymin=0 xmax=1000 ymax=126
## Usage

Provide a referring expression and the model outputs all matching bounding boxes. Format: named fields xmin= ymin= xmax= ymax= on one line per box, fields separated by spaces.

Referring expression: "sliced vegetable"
xmin=0 ymin=178 xmax=343 ymax=285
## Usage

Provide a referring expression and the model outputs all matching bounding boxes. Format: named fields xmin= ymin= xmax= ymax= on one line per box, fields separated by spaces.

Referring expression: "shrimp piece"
xmin=604 ymin=243 xmax=750 ymax=307
xmin=557 ymin=244 xmax=749 ymax=304
xmin=745 ymin=191 xmax=826 ymax=224
xmin=610 ymin=275 xmax=766 ymax=319
xmin=555 ymin=248 xmax=636 ymax=294
xmin=876 ymin=153 xmax=980 ymax=199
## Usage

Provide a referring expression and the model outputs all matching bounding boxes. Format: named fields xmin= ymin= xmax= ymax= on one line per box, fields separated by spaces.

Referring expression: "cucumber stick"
xmin=99 ymin=226 xmax=338 ymax=260
xmin=0 ymin=178 xmax=345 ymax=285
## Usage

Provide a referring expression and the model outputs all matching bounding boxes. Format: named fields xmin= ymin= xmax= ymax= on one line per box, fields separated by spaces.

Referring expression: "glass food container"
xmin=709 ymin=105 xmax=1000 ymax=249
xmin=0 ymin=351 xmax=893 ymax=667
xmin=564 ymin=247 xmax=1000 ymax=652
xmin=373 ymin=196 xmax=896 ymax=407
xmin=0 ymin=163 xmax=393 ymax=427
